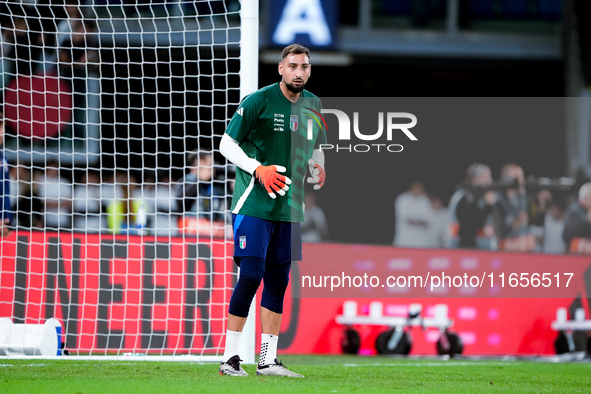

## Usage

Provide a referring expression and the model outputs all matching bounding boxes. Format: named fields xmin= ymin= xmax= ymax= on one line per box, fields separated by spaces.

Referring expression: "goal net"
xmin=0 ymin=0 xmax=256 ymax=360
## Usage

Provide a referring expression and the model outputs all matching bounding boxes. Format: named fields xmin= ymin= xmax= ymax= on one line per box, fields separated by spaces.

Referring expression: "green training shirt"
xmin=225 ymin=82 xmax=326 ymax=222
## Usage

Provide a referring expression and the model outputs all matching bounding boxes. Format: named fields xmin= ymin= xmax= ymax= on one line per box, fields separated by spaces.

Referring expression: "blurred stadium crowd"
xmin=392 ymin=163 xmax=591 ymax=255
xmin=5 ymin=138 xmax=591 ymax=257
xmin=2 ymin=146 xmax=236 ymax=238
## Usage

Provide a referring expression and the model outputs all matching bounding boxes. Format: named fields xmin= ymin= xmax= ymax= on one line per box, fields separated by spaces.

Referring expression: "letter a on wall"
xmin=270 ymin=0 xmax=337 ymax=49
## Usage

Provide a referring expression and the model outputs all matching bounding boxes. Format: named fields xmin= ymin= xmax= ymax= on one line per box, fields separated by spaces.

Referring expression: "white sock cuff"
xmin=262 ymin=333 xmax=278 ymax=343
xmin=223 ymin=329 xmax=243 ymax=360
xmin=259 ymin=333 xmax=279 ymax=365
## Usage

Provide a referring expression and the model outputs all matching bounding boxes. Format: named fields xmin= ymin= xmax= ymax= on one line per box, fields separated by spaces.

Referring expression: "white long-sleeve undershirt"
xmin=219 ymin=133 xmax=325 ymax=174
xmin=219 ymin=133 xmax=261 ymax=175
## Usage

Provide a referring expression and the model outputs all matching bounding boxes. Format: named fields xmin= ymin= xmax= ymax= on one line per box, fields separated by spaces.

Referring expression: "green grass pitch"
xmin=1 ymin=355 xmax=590 ymax=393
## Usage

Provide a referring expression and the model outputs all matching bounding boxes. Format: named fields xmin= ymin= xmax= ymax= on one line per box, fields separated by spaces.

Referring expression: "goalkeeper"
xmin=218 ymin=44 xmax=326 ymax=377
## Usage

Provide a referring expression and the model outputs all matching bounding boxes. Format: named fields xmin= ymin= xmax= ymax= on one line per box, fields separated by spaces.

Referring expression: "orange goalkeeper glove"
xmin=254 ymin=165 xmax=292 ymax=199
xmin=307 ymin=159 xmax=325 ymax=190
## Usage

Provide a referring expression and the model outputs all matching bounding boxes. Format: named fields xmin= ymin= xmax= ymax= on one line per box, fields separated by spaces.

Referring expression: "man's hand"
xmin=1 ymin=219 xmax=12 ymax=238
xmin=512 ymin=211 xmax=529 ymax=230
xmin=255 ymin=165 xmax=292 ymax=199
xmin=307 ymin=159 xmax=325 ymax=190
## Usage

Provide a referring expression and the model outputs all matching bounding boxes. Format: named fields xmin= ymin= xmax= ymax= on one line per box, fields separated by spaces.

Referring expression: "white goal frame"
xmin=0 ymin=0 xmax=259 ymax=363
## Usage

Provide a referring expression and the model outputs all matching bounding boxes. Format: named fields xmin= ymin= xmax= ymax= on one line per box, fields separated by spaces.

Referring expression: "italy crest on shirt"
xmin=290 ymin=115 xmax=298 ymax=131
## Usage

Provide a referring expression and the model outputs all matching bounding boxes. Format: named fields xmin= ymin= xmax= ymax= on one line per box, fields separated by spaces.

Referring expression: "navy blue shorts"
xmin=232 ymin=214 xmax=302 ymax=265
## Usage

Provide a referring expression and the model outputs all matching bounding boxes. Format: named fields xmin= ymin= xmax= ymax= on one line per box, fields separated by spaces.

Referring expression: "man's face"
xmin=278 ymin=53 xmax=311 ymax=94
xmin=409 ymin=182 xmax=425 ymax=196
xmin=47 ymin=165 xmax=59 ymax=178
xmin=197 ymin=155 xmax=213 ymax=181
xmin=504 ymin=166 xmax=525 ymax=186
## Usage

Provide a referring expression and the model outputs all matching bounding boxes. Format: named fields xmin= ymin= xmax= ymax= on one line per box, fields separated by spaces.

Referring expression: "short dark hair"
xmin=281 ymin=44 xmax=311 ymax=61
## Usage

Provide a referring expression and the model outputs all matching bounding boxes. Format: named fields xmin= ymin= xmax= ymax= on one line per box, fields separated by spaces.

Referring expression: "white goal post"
xmin=0 ymin=0 xmax=258 ymax=362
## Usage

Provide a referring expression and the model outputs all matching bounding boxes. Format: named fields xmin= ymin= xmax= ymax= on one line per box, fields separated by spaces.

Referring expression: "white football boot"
xmin=219 ymin=355 xmax=248 ymax=376
xmin=256 ymin=359 xmax=304 ymax=378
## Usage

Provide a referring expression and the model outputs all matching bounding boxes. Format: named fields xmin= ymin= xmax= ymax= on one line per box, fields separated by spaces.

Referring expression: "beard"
xmin=284 ymin=80 xmax=306 ymax=93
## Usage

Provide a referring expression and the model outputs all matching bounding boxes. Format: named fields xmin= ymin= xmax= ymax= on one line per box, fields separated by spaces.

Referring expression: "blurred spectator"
xmin=103 ymin=170 xmax=146 ymax=234
xmin=529 ymin=188 xmax=553 ymax=228
xmin=428 ymin=196 xmax=449 ymax=248
xmin=73 ymin=170 xmax=103 ymax=233
xmin=176 ymin=151 xmax=225 ymax=222
xmin=2 ymin=5 xmax=43 ymax=76
xmin=154 ymin=170 xmax=180 ymax=236
xmin=447 ymin=163 xmax=500 ymax=249
xmin=0 ymin=16 xmax=15 ymax=90
xmin=56 ymin=2 xmax=84 ymax=48
xmin=302 ymin=192 xmax=329 ymax=243
xmin=543 ymin=199 xmax=567 ymax=254
xmin=101 ymin=171 xmax=125 ymax=233
xmin=496 ymin=163 xmax=529 ymax=238
xmin=33 ymin=1 xmax=67 ymax=74
xmin=562 ymin=182 xmax=591 ymax=252
xmin=0 ymin=111 xmax=14 ymax=237
xmin=41 ymin=3 xmax=98 ymax=138
xmin=137 ymin=170 xmax=179 ymax=237
xmin=34 ymin=161 xmax=72 ymax=230
xmin=56 ymin=16 xmax=98 ymax=76
xmin=101 ymin=171 xmax=123 ymax=207
xmin=57 ymin=38 xmax=88 ymax=78
xmin=393 ymin=181 xmax=435 ymax=248
xmin=8 ymin=164 xmax=19 ymax=210
xmin=54 ymin=8 xmax=98 ymax=133
xmin=128 ymin=172 xmax=151 ymax=235
xmin=527 ymin=187 xmax=563 ymax=253
xmin=8 ymin=162 xmax=40 ymax=229
xmin=54 ymin=3 xmax=98 ymax=63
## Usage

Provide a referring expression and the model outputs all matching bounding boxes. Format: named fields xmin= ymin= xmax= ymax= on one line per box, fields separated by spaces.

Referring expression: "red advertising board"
xmin=1 ymin=232 xmax=589 ymax=356
xmin=0 ymin=231 xmax=236 ymax=353
xmin=276 ymin=244 xmax=591 ymax=355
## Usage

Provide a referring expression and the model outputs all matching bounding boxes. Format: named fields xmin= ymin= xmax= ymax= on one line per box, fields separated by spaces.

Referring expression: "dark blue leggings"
xmin=228 ymin=257 xmax=291 ymax=318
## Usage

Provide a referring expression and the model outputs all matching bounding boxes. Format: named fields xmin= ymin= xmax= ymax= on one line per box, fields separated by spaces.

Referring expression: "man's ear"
xmin=278 ymin=61 xmax=283 ymax=76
